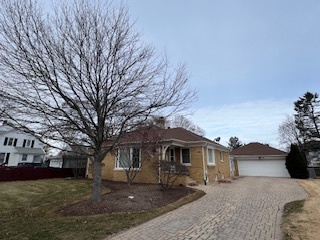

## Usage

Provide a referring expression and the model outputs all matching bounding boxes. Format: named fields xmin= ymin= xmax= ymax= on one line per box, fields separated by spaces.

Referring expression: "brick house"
xmin=93 ymin=125 xmax=231 ymax=186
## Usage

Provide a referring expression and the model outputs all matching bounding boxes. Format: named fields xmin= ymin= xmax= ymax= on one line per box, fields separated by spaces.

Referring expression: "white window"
xmin=22 ymin=154 xmax=27 ymax=161
xmin=207 ymin=148 xmax=215 ymax=166
xmin=181 ymin=148 xmax=191 ymax=165
xmin=22 ymin=139 xmax=33 ymax=148
xmin=8 ymin=138 xmax=13 ymax=146
xmin=3 ymin=138 xmax=17 ymax=146
xmin=220 ymin=151 xmax=224 ymax=162
xmin=116 ymin=147 xmax=141 ymax=169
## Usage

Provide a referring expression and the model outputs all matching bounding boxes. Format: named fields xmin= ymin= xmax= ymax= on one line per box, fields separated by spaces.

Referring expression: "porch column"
xmin=161 ymin=145 xmax=169 ymax=160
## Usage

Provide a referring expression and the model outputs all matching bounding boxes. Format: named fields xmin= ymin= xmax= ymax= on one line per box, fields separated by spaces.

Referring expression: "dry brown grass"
xmin=282 ymin=179 xmax=320 ymax=240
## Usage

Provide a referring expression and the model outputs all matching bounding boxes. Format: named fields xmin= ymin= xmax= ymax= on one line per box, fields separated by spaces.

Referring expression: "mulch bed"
xmin=59 ymin=180 xmax=196 ymax=216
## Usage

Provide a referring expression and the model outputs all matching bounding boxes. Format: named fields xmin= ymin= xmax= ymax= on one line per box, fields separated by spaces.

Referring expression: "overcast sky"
xmin=127 ymin=0 xmax=320 ymax=148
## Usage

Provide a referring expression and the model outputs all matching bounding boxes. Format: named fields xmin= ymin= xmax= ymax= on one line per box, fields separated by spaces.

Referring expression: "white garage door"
xmin=238 ymin=160 xmax=290 ymax=177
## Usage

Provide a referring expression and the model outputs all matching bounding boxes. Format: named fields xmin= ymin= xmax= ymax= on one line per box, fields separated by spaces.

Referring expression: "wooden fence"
xmin=0 ymin=167 xmax=75 ymax=181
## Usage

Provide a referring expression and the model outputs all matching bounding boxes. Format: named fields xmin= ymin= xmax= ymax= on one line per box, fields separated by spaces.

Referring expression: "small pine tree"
xmin=285 ymin=144 xmax=309 ymax=179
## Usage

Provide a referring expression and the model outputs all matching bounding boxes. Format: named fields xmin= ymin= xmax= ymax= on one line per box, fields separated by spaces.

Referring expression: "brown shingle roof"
xmin=163 ymin=127 xmax=210 ymax=142
xmin=230 ymin=142 xmax=287 ymax=156
xmin=111 ymin=125 xmax=229 ymax=151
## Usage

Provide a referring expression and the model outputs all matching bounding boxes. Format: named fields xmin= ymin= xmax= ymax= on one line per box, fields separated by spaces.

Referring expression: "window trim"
xmin=115 ymin=147 xmax=141 ymax=170
xmin=181 ymin=148 xmax=191 ymax=165
xmin=8 ymin=138 xmax=13 ymax=146
xmin=21 ymin=154 xmax=28 ymax=161
xmin=207 ymin=148 xmax=216 ymax=166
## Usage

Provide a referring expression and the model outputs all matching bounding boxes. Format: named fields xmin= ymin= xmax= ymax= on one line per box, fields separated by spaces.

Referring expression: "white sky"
xmin=128 ymin=0 xmax=320 ymax=147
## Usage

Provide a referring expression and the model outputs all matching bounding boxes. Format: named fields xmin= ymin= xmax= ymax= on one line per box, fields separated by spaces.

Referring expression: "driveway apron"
xmin=106 ymin=177 xmax=307 ymax=240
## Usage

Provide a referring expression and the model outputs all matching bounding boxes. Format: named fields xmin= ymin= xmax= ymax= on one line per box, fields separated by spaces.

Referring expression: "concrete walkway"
xmin=106 ymin=177 xmax=307 ymax=240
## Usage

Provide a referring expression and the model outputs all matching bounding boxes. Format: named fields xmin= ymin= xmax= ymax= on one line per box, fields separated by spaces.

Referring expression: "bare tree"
xmin=112 ymin=125 xmax=163 ymax=186
xmin=0 ymin=0 xmax=196 ymax=202
xmin=278 ymin=115 xmax=303 ymax=150
xmin=154 ymin=160 xmax=189 ymax=190
xmin=170 ymin=115 xmax=205 ymax=136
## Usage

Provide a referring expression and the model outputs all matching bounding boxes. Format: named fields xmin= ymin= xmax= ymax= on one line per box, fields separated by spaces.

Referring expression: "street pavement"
xmin=106 ymin=177 xmax=307 ymax=240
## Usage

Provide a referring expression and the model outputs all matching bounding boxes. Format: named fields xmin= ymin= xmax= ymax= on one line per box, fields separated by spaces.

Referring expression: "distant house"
xmin=230 ymin=142 xmax=290 ymax=178
xmin=304 ymin=141 xmax=320 ymax=167
xmin=48 ymin=145 xmax=88 ymax=177
xmin=90 ymin=125 xmax=231 ymax=186
xmin=0 ymin=125 xmax=45 ymax=166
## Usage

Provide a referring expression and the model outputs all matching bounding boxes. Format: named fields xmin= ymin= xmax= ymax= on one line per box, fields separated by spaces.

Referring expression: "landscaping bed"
xmin=60 ymin=180 xmax=196 ymax=216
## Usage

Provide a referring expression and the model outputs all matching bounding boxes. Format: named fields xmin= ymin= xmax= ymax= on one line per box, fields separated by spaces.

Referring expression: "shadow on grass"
xmin=282 ymin=200 xmax=305 ymax=240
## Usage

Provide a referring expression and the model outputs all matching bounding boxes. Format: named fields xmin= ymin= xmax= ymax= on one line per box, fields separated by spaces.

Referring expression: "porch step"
xmin=186 ymin=176 xmax=198 ymax=186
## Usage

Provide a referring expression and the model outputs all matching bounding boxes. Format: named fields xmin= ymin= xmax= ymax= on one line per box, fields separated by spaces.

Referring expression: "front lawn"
xmin=0 ymin=179 xmax=204 ymax=240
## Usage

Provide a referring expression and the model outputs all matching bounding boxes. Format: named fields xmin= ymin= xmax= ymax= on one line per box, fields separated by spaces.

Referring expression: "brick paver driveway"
xmin=106 ymin=177 xmax=307 ymax=240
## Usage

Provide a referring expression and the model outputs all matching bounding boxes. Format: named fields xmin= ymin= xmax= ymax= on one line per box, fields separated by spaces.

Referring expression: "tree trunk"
xmin=92 ymin=160 xmax=102 ymax=203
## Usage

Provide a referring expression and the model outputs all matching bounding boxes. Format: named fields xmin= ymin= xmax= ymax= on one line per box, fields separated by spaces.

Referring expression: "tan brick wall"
xmin=92 ymin=145 xmax=231 ymax=186
xmin=183 ymin=147 xmax=230 ymax=184
xmin=187 ymin=147 xmax=205 ymax=183
xmin=216 ymin=150 xmax=231 ymax=179
xmin=202 ymin=149 xmax=231 ymax=183
xmin=101 ymin=149 xmax=159 ymax=184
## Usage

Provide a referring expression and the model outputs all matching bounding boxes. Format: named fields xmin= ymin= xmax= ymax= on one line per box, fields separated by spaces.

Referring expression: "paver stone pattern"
xmin=106 ymin=177 xmax=307 ymax=240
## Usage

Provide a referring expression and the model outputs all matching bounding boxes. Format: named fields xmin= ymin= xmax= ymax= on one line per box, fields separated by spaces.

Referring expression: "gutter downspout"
xmin=202 ymin=144 xmax=207 ymax=185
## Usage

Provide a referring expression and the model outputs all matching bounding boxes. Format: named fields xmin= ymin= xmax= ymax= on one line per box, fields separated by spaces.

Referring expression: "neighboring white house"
xmin=0 ymin=124 xmax=45 ymax=166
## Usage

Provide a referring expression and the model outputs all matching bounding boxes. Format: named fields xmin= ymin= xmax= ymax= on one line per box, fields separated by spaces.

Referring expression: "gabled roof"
xmin=111 ymin=125 xmax=229 ymax=151
xmin=230 ymin=142 xmax=287 ymax=156
xmin=0 ymin=125 xmax=14 ymax=136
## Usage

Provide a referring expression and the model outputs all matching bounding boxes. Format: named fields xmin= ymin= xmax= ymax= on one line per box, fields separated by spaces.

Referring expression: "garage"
xmin=230 ymin=142 xmax=290 ymax=178
xmin=237 ymin=158 xmax=290 ymax=177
